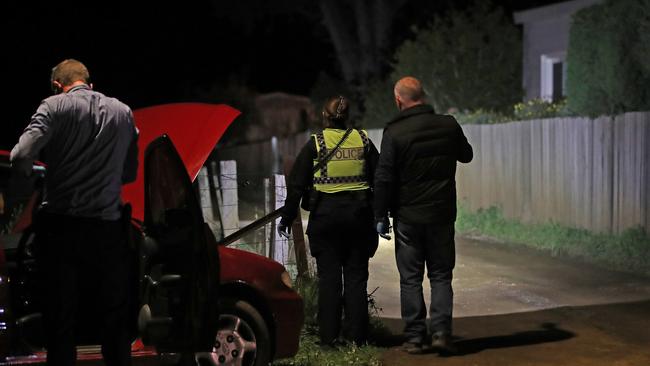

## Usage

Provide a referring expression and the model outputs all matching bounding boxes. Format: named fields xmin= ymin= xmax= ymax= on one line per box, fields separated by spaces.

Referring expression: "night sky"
xmin=3 ymin=0 xmax=563 ymax=150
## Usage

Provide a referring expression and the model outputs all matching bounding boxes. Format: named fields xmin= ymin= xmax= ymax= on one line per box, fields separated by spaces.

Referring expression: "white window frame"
xmin=540 ymin=52 xmax=566 ymax=101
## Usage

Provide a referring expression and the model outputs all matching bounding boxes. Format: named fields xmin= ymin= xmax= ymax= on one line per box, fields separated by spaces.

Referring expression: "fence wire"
xmin=197 ymin=171 xmax=299 ymax=276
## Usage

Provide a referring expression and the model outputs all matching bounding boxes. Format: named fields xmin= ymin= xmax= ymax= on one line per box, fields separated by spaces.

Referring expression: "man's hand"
xmin=278 ymin=222 xmax=291 ymax=239
xmin=375 ymin=217 xmax=391 ymax=240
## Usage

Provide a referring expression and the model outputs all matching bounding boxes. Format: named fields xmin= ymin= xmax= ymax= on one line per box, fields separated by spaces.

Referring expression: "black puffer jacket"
xmin=374 ymin=104 xmax=473 ymax=224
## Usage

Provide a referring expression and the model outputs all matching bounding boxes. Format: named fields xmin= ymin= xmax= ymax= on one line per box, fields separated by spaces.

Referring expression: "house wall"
xmin=521 ymin=16 xmax=572 ymax=100
xmin=515 ymin=0 xmax=602 ymax=101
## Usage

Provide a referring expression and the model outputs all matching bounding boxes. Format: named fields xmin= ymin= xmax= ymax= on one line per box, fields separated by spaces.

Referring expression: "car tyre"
xmin=196 ymin=298 xmax=271 ymax=366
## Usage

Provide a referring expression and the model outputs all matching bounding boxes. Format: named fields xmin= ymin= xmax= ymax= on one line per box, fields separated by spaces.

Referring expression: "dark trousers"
xmin=394 ymin=220 xmax=455 ymax=343
xmin=35 ymin=212 xmax=132 ymax=366
xmin=307 ymin=193 xmax=376 ymax=345
xmin=310 ymin=235 xmax=369 ymax=345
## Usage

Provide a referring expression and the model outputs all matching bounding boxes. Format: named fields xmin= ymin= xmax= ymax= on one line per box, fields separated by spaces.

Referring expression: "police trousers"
xmin=306 ymin=191 xmax=377 ymax=345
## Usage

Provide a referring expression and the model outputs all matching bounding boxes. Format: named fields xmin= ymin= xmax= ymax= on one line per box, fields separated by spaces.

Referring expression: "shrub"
xmin=451 ymin=99 xmax=573 ymax=125
xmin=452 ymin=109 xmax=510 ymax=125
xmin=513 ymin=98 xmax=572 ymax=121
xmin=566 ymin=0 xmax=650 ymax=117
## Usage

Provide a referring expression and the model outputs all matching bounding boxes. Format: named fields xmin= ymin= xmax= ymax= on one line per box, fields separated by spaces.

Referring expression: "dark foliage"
xmin=566 ymin=0 xmax=650 ymax=117
xmin=390 ymin=1 xmax=523 ymax=113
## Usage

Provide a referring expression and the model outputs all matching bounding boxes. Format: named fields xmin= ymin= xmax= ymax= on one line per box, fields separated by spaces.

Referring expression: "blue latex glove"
xmin=278 ymin=222 xmax=291 ymax=239
xmin=376 ymin=218 xmax=391 ymax=240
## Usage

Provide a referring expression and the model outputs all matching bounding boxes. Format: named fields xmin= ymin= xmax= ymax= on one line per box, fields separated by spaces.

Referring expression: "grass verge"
xmin=273 ymin=331 xmax=383 ymax=366
xmin=273 ymin=277 xmax=386 ymax=366
xmin=456 ymin=205 xmax=650 ymax=276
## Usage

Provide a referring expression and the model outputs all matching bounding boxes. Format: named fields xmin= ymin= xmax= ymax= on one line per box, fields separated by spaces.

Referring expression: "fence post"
xmin=264 ymin=177 xmax=272 ymax=258
xmin=272 ymin=174 xmax=289 ymax=266
xmin=210 ymin=161 xmax=224 ymax=218
xmin=281 ymin=157 xmax=310 ymax=279
xmin=282 ymin=154 xmax=314 ymax=277
xmin=219 ymin=160 xmax=239 ymax=238
xmin=198 ymin=167 xmax=218 ymax=234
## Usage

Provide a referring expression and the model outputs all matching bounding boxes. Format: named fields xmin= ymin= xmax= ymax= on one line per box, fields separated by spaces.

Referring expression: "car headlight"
xmin=280 ymin=271 xmax=293 ymax=289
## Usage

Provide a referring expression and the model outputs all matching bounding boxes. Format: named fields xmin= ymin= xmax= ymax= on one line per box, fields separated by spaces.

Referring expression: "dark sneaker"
xmin=431 ymin=332 xmax=457 ymax=355
xmin=402 ymin=341 xmax=426 ymax=355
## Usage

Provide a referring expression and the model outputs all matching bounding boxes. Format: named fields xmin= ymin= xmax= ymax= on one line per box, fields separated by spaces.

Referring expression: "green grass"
xmin=273 ymin=277 xmax=385 ymax=366
xmin=456 ymin=205 xmax=650 ymax=276
xmin=273 ymin=331 xmax=383 ymax=366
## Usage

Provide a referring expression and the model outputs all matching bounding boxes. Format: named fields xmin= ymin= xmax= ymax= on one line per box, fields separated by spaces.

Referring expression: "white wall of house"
xmin=514 ymin=0 xmax=601 ymax=101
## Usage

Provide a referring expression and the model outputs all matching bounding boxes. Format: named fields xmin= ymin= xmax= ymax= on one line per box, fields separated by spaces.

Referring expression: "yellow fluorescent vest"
xmin=313 ymin=128 xmax=370 ymax=193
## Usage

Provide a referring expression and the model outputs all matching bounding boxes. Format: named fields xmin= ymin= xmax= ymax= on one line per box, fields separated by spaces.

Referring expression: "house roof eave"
xmin=513 ymin=0 xmax=602 ymax=25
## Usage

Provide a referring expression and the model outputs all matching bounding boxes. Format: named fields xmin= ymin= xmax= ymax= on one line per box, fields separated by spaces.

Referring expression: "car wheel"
xmin=195 ymin=298 xmax=272 ymax=366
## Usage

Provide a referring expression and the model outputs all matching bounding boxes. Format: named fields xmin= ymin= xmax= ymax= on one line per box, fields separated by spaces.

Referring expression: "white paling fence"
xmin=212 ymin=113 xmax=649 ymax=235
xmin=455 ymin=112 xmax=650 ymax=234
xmin=366 ymin=113 xmax=649 ymax=234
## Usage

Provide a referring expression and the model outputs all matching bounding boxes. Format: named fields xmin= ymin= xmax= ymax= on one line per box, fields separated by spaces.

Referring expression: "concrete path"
xmin=368 ymin=235 xmax=650 ymax=318
xmin=369 ymin=235 xmax=650 ymax=366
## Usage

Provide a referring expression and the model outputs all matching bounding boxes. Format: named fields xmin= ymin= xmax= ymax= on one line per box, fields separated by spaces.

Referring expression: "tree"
xmin=391 ymin=2 xmax=522 ymax=113
xmin=318 ymin=0 xmax=408 ymax=88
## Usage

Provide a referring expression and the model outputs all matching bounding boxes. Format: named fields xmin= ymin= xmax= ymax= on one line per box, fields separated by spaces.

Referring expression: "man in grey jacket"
xmin=11 ymin=59 xmax=138 ymax=366
xmin=374 ymin=76 xmax=473 ymax=355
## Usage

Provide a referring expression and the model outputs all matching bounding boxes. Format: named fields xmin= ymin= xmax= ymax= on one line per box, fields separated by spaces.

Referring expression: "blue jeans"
xmin=394 ymin=220 xmax=455 ymax=343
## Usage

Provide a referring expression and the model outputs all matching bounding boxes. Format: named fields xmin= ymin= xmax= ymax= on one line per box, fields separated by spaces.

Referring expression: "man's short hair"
xmin=51 ymin=59 xmax=90 ymax=86
xmin=394 ymin=76 xmax=425 ymax=103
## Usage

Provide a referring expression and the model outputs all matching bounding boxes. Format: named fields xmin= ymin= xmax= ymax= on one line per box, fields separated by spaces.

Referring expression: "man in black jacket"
xmin=374 ymin=76 xmax=473 ymax=354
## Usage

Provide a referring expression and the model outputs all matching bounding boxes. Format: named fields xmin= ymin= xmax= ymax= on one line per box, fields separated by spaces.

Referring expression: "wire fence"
xmin=197 ymin=165 xmax=308 ymax=278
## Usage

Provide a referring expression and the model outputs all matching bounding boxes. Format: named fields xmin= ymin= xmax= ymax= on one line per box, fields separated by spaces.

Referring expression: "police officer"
xmin=278 ymin=96 xmax=379 ymax=348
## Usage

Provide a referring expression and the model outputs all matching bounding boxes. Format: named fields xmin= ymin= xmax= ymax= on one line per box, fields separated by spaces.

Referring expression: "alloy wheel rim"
xmin=195 ymin=314 xmax=257 ymax=366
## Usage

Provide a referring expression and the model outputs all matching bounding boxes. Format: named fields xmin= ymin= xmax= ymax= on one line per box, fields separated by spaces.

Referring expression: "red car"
xmin=0 ymin=103 xmax=303 ymax=365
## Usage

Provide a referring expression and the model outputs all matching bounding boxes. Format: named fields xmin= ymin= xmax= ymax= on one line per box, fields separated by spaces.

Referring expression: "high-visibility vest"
xmin=312 ymin=128 xmax=370 ymax=193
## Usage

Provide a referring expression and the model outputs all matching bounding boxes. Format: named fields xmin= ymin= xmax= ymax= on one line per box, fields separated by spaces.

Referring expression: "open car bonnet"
xmin=121 ymin=103 xmax=240 ymax=222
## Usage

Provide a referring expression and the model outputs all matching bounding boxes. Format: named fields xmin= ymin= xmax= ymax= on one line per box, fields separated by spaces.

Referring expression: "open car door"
xmin=139 ymin=134 xmax=219 ymax=356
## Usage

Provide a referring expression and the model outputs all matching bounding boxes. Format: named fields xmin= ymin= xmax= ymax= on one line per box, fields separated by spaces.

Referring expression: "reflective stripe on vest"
xmin=313 ymin=129 xmax=370 ymax=193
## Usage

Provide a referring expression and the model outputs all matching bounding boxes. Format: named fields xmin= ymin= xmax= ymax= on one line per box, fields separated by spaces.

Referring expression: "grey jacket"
xmin=11 ymin=85 xmax=138 ymax=220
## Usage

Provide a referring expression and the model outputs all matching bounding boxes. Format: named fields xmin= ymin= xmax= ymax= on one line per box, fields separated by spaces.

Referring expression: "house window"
xmin=541 ymin=53 xmax=566 ymax=102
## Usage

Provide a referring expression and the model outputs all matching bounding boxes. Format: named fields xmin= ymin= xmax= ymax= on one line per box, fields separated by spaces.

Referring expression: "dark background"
xmin=2 ymin=0 xmax=563 ymax=150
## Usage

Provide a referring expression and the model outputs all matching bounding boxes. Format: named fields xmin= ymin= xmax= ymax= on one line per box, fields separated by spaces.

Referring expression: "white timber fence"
xmin=456 ymin=112 xmax=650 ymax=234
xmin=211 ymin=112 xmax=649 ymax=238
